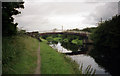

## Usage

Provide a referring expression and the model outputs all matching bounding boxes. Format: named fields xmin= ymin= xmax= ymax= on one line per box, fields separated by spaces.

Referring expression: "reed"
xmin=79 ymin=63 xmax=96 ymax=76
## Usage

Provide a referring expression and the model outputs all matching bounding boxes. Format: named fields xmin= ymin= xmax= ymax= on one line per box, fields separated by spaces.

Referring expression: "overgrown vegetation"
xmin=41 ymin=34 xmax=85 ymax=52
xmin=40 ymin=39 xmax=80 ymax=74
xmin=81 ymin=27 xmax=96 ymax=33
xmin=72 ymin=39 xmax=83 ymax=45
xmin=2 ymin=35 xmax=39 ymax=74
xmin=79 ymin=63 xmax=96 ymax=75
xmin=90 ymin=15 xmax=120 ymax=76
xmin=40 ymin=39 xmax=96 ymax=75
xmin=66 ymin=27 xmax=96 ymax=33
xmin=2 ymin=2 xmax=24 ymax=36
xmin=41 ymin=34 xmax=83 ymax=45
xmin=2 ymin=2 xmax=40 ymax=74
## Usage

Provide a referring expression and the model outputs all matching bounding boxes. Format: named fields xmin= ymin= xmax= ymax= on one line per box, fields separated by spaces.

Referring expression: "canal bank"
xmin=49 ymin=42 xmax=111 ymax=75
xmin=40 ymin=39 xmax=80 ymax=74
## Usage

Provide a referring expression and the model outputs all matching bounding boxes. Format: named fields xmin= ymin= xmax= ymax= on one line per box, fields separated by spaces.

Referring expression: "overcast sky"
xmin=14 ymin=0 xmax=119 ymax=32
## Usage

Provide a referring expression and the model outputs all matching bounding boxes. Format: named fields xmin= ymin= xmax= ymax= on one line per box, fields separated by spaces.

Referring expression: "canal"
xmin=49 ymin=42 xmax=111 ymax=75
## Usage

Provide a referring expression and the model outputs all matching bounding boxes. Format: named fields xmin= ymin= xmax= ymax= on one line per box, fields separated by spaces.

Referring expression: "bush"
xmin=53 ymin=37 xmax=62 ymax=42
xmin=72 ymin=39 xmax=83 ymax=45
xmin=46 ymin=36 xmax=53 ymax=42
xmin=63 ymin=38 xmax=69 ymax=42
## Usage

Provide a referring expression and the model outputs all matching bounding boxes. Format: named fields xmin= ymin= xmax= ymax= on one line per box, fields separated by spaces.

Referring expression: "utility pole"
xmin=62 ymin=26 xmax=63 ymax=32
xmin=62 ymin=25 xmax=63 ymax=52
xmin=100 ymin=18 xmax=102 ymax=23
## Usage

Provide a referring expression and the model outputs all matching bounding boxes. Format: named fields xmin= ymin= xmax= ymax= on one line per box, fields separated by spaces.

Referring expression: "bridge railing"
xmin=64 ymin=31 xmax=91 ymax=35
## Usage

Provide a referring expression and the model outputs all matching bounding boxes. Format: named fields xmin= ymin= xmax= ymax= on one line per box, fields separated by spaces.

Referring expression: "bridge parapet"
xmin=40 ymin=31 xmax=89 ymax=37
xmin=40 ymin=31 xmax=91 ymax=37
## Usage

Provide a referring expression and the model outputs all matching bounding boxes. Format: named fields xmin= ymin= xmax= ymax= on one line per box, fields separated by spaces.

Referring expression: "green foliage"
xmin=2 ymin=35 xmax=39 ymax=74
xmin=77 ymin=40 xmax=83 ymax=45
xmin=41 ymin=35 xmax=49 ymax=39
xmin=46 ymin=36 xmax=53 ymax=42
xmin=63 ymin=38 xmax=69 ymax=42
xmin=2 ymin=2 xmax=24 ymax=36
xmin=61 ymin=42 xmax=80 ymax=52
xmin=40 ymin=39 xmax=96 ymax=75
xmin=81 ymin=27 xmax=96 ymax=33
xmin=40 ymin=40 xmax=80 ymax=74
xmin=42 ymin=34 xmax=84 ymax=44
xmin=67 ymin=28 xmax=80 ymax=31
xmin=72 ymin=39 xmax=83 ymax=45
xmin=72 ymin=39 xmax=78 ymax=44
xmin=44 ymin=34 xmax=84 ymax=45
xmin=91 ymin=15 xmax=120 ymax=50
xmin=90 ymin=15 xmax=120 ymax=75
xmin=61 ymin=34 xmax=82 ymax=42
xmin=58 ymin=34 xmax=62 ymax=37
xmin=53 ymin=37 xmax=62 ymax=42
xmin=17 ymin=30 xmax=26 ymax=35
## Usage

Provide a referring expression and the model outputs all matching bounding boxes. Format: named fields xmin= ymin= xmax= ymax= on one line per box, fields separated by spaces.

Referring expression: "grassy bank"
xmin=40 ymin=39 xmax=80 ymax=74
xmin=3 ymin=35 xmax=39 ymax=74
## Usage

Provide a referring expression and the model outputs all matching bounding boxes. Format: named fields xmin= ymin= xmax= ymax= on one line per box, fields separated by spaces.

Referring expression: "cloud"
xmin=14 ymin=1 xmax=118 ymax=32
xmin=24 ymin=0 xmax=120 ymax=2
xmin=82 ymin=2 xmax=118 ymax=25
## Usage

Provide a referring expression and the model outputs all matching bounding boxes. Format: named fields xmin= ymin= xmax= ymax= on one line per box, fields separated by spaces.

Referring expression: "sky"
xmin=14 ymin=0 xmax=119 ymax=32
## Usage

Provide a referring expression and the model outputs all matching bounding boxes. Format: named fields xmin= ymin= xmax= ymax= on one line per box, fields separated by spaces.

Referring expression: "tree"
xmin=91 ymin=15 xmax=120 ymax=50
xmin=90 ymin=15 xmax=120 ymax=76
xmin=2 ymin=2 xmax=24 ymax=36
xmin=81 ymin=27 xmax=96 ymax=33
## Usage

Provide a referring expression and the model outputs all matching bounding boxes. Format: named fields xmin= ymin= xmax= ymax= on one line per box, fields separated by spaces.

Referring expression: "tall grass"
xmin=40 ymin=38 xmax=96 ymax=75
xmin=40 ymin=40 xmax=80 ymax=74
xmin=2 ymin=35 xmax=39 ymax=74
xmin=40 ymin=39 xmax=96 ymax=75
xmin=79 ymin=63 xmax=96 ymax=76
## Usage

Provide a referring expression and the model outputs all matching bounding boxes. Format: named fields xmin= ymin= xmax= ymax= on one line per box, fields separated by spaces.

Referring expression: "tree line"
xmin=2 ymin=2 xmax=24 ymax=36
xmin=90 ymin=15 xmax=120 ymax=76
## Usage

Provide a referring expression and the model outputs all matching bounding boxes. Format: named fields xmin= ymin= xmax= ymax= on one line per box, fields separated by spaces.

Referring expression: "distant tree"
xmin=81 ymin=27 xmax=96 ymax=33
xmin=53 ymin=28 xmax=57 ymax=32
xmin=73 ymin=28 xmax=80 ymax=31
xmin=66 ymin=28 xmax=80 ymax=31
xmin=2 ymin=2 xmax=24 ymax=36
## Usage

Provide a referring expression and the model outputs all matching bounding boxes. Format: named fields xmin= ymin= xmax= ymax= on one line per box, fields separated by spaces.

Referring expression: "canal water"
xmin=49 ymin=42 xmax=111 ymax=75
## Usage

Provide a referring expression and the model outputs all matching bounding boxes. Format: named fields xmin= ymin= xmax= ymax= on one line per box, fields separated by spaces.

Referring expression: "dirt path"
xmin=35 ymin=43 xmax=41 ymax=74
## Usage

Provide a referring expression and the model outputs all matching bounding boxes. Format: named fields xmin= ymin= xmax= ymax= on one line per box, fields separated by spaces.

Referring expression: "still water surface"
xmin=49 ymin=42 xmax=111 ymax=75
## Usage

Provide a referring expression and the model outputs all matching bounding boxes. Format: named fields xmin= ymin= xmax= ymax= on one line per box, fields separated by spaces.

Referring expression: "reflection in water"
xmin=61 ymin=42 xmax=81 ymax=52
xmin=49 ymin=42 xmax=111 ymax=75
xmin=50 ymin=42 xmax=72 ymax=53
xmin=89 ymin=48 xmax=120 ymax=76
xmin=69 ymin=55 xmax=109 ymax=74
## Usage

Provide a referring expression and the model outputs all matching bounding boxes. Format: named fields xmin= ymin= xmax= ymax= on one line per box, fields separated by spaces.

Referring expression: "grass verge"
xmin=40 ymin=39 xmax=80 ymax=74
xmin=2 ymin=35 xmax=39 ymax=74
